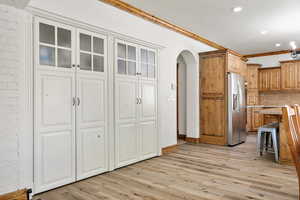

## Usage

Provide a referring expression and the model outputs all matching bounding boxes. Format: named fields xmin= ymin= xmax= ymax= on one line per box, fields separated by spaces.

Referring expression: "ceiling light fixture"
xmin=290 ymin=41 xmax=297 ymax=50
xmin=261 ymin=30 xmax=268 ymax=35
xmin=290 ymin=41 xmax=298 ymax=59
xmin=275 ymin=43 xmax=281 ymax=47
xmin=233 ymin=6 xmax=243 ymax=13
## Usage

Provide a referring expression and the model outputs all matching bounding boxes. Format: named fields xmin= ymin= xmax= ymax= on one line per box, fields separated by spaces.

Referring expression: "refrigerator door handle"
xmin=233 ymin=94 xmax=238 ymax=111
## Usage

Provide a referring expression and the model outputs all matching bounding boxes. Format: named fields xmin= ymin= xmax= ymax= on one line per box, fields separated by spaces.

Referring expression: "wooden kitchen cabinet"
xmin=200 ymin=98 xmax=225 ymax=136
xmin=199 ymin=50 xmax=246 ymax=145
xmin=258 ymin=67 xmax=281 ymax=91
xmin=246 ymin=64 xmax=260 ymax=132
xmin=247 ymin=64 xmax=260 ymax=89
xmin=228 ymin=53 xmax=247 ymax=77
xmin=252 ymin=108 xmax=263 ymax=130
xmin=246 ymin=108 xmax=263 ymax=132
xmin=280 ymin=60 xmax=300 ymax=90
xmin=200 ymin=54 xmax=225 ymax=97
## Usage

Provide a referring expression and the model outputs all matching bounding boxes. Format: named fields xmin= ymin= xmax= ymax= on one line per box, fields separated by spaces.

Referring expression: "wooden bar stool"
xmin=257 ymin=122 xmax=280 ymax=162
xmin=282 ymin=105 xmax=300 ymax=200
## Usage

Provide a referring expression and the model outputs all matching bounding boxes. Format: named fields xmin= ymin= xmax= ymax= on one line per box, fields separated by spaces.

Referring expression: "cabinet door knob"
xmin=97 ymin=135 xmax=101 ymax=138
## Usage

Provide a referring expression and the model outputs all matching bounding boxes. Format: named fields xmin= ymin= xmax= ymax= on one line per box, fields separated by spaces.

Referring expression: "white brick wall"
xmin=0 ymin=4 xmax=26 ymax=195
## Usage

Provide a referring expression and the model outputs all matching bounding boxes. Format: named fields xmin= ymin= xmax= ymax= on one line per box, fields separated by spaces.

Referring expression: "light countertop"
xmin=247 ymin=105 xmax=285 ymax=108
xmin=258 ymin=108 xmax=282 ymax=115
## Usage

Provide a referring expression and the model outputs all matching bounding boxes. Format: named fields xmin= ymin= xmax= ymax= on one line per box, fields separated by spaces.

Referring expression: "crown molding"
xmin=98 ymin=0 xmax=226 ymax=50
xmin=244 ymin=49 xmax=292 ymax=58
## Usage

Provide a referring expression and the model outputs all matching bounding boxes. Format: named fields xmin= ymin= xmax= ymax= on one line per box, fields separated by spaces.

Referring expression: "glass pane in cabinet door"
xmin=117 ymin=59 xmax=126 ymax=74
xmin=39 ymin=23 xmax=55 ymax=45
xmin=93 ymin=37 xmax=104 ymax=54
xmin=93 ymin=55 xmax=104 ymax=72
xmin=148 ymin=51 xmax=155 ymax=65
xmin=39 ymin=45 xmax=55 ymax=66
xmin=80 ymin=53 xmax=92 ymax=71
xmin=128 ymin=45 xmax=136 ymax=60
xmin=58 ymin=48 xmax=71 ymax=68
xmin=148 ymin=64 xmax=155 ymax=78
xmin=57 ymin=28 xmax=71 ymax=48
xmin=127 ymin=61 xmax=136 ymax=76
xmin=80 ymin=33 xmax=91 ymax=52
xmin=117 ymin=43 xmax=126 ymax=59
xmin=141 ymin=49 xmax=148 ymax=63
xmin=141 ymin=63 xmax=148 ymax=77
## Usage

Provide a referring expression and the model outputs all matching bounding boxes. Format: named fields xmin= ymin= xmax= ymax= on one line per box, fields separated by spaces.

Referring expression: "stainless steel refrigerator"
xmin=227 ymin=72 xmax=247 ymax=146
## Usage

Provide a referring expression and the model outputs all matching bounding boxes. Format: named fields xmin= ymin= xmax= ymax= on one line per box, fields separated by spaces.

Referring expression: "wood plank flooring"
xmin=33 ymin=135 xmax=298 ymax=200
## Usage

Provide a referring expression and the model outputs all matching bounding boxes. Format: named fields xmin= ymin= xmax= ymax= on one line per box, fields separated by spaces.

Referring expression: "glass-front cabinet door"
xmin=140 ymin=48 xmax=156 ymax=80
xmin=116 ymin=40 xmax=138 ymax=77
xmin=116 ymin=40 xmax=157 ymax=80
xmin=38 ymin=19 xmax=75 ymax=69
xmin=77 ymin=29 xmax=106 ymax=73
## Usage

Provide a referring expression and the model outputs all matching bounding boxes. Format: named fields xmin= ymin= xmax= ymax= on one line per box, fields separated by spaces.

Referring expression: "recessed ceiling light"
xmin=275 ymin=43 xmax=281 ymax=47
xmin=261 ymin=30 xmax=268 ymax=35
xmin=233 ymin=6 xmax=243 ymax=13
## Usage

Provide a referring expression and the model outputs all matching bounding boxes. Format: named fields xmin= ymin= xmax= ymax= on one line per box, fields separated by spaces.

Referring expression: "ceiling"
xmin=121 ymin=0 xmax=300 ymax=55
xmin=0 ymin=0 xmax=30 ymax=8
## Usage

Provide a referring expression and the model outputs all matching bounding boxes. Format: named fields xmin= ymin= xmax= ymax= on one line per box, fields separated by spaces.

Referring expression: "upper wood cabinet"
xmin=281 ymin=60 xmax=300 ymax=90
xmin=247 ymin=64 xmax=260 ymax=89
xmin=258 ymin=67 xmax=281 ymax=91
xmin=227 ymin=53 xmax=247 ymax=77
xmin=200 ymin=54 xmax=225 ymax=97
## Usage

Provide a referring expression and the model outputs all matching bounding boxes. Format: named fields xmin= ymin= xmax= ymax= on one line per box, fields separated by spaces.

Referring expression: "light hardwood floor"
xmin=33 ymin=135 xmax=298 ymax=200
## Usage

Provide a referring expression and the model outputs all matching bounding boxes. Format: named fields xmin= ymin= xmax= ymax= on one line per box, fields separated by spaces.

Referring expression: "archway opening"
xmin=176 ymin=50 xmax=198 ymax=144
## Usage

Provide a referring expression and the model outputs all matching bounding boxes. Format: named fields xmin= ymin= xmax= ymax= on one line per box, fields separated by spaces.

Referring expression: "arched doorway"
xmin=176 ymin=50 xmax=198 ymax=144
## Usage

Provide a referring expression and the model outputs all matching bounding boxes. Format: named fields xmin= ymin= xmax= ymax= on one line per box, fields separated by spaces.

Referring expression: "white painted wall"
xmin=177 ymin=55 xmax=187 ymax=135
xmin=27 ymin=0 xmax=214 ymax=146
xmin=247 ymin=53 xmax=300 ymax=67
xmin=0 ymin=0 xmax=215 ymax=195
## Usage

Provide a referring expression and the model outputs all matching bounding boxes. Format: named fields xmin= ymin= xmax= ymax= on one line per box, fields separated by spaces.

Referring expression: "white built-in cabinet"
xmin=34 ymin=17 xmax=159 ymax=194
xmin=34 ymin=18 xmax=108 ymax=193
xmin=115 ymin=40 xmax=158 ymax=168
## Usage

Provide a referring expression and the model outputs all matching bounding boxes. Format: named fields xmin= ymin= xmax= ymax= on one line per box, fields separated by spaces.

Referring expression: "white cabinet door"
xmin=140 ymin=121 xmax=157 ymax=160
xmin=35 ymin=18 xmax=76 ymax=193
xmin=115 ymin=78 xmax=139 ymax=167
xmin=76 ymin=29 xmax=108 ymax=180
xmin=76 ymin=72 xmax=108 ymax=180
xmin=116 ymin=123 xmax=139 ymax=167
xmin=140 ymin=81 xmax=157 ymax=160
xmin=35 ymin=69 xmax=76 ymax=193
xmin=140 ymin=81 xmax=157 ymax=122
xmin=114 ymin=40 xmax=158 ymax=168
